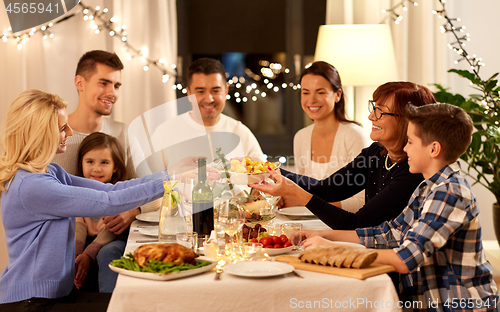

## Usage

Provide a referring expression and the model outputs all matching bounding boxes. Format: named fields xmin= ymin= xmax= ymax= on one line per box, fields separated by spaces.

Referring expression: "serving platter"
xmin=108 ymin=260 xmax=216 ymax=281
xmin=224 ymin=261 xmax=294 ymax=278
xmin=136 ymin=211 xmax=160 ymax=223
xmin=275 ymin=255 xmax=394 ymax=280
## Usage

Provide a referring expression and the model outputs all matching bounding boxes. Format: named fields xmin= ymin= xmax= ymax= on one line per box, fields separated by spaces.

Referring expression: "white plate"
xmin=136 ymin=211 xmax=160 ymax=223
xmin=262 ymin=245 xmax=295 ymax=256
xmin=108 ymin=260 xmax=216 ymax=281
xmin=138 ymin=226 xmax=158 ymax=237
xmin=278 ymin=206 xmax=315 ymax=217
xmin=224 ymin=261 xmax=294 ymax=278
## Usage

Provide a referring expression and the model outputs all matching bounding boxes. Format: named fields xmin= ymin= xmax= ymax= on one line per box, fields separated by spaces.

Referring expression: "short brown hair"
xmin=405 ymin=103 xmax=473 ymax=162
xmin=187 ymin=58 xmax=226 ymax=88
xmin=75 ymin=50 xmax=124 ymax=80
xmin=76 ymin=132 xmax=127 ymax=184
xmin=373 ymin=82 xmax=436 ymax=155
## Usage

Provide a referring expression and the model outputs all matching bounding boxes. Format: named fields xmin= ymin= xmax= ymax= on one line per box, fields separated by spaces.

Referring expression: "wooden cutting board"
xmin=275 ymin=255 xmax=394 ymax=280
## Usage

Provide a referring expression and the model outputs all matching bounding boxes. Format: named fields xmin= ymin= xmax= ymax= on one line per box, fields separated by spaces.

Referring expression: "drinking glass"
xmin=181 ymin=179 xmax=195 ymax=232
xmin=241 ymin=243 xmax=263 ymax=261
xmin=176 ymin=232 xmax=198 ymax=253
xmin=281 ymin=223 xmax=303 ymax=251
xmin=158 ymin=172 xmax=185 ymax=243
xmin=215 ymin=198 xmax=245 ymax=259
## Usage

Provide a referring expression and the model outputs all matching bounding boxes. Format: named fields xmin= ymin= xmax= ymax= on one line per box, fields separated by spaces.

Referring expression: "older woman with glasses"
xmin=252 ymin=82 xmax=436 ymax=230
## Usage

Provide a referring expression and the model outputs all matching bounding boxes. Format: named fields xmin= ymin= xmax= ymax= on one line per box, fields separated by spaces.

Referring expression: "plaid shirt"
xmin=357 ymin=162 xmax=498 ymax=311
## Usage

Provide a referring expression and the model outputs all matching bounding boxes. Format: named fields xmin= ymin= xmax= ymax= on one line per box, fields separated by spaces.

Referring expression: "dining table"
xmin=106 ymin=209 xmax=403 ymax=312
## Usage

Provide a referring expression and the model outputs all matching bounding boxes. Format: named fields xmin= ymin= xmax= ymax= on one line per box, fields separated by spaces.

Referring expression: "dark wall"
xmin=178 ymin=0 xmax=325 ymax=56
xmin=176 ymin=0 xmax=326 ymax=158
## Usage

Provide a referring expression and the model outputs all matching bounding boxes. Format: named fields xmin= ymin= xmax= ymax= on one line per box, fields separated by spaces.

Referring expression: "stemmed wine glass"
xmin=215 ymin=197 xmax=245 ymax=261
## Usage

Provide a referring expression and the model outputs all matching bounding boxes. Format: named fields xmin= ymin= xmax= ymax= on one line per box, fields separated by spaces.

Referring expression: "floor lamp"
xmin=313 ymin=24 xmax=398 ymax=132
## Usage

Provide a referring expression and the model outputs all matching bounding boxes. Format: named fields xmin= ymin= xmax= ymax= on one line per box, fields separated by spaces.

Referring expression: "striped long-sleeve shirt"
xmin=357 ymin=161 xmax=498 ymax=311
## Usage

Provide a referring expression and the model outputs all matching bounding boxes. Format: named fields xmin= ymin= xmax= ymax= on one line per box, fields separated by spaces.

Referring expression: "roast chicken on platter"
xmin=133 ymin=243 xmax=196 ymax=267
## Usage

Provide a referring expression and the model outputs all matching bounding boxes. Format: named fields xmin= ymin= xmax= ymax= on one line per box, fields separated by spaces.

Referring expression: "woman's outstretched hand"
xmin=250 ymin=168 xmax=312 ymax=205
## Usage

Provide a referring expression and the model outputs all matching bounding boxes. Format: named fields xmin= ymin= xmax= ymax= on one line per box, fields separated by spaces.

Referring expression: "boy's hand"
xmin=74 ymin=253 xmax=92 ymax=289
xmin=302 ymin=236 xmax=341 ymax=249
xmin=289 ymin=230 xmax=324 ymax=247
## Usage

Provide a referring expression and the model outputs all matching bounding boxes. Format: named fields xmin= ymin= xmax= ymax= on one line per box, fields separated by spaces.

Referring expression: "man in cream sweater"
xmin=151 ymin=58 xmax=264 ymax=166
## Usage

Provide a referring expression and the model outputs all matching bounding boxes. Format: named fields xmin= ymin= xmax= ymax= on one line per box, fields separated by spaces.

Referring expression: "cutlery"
xmin=214 ymin=268 xmax=222 ymax=280
xmin=136 ymin=239 xmax=159 ymax=243
xmin=215 ymin=261 xmax=224 ymax=280
xmin=291 ymin=271 xmax=304 ymax=278
xmin=136 ymin=225 xmax=157 ymax=228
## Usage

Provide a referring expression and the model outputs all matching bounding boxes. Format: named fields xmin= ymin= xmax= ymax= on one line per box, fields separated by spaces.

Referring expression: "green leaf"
xmin=449 ymin=69 xmax=481 ymax=85
xmin=470 ymin=132 xmax=482 ymax=153
xmin=485 ymin=79 xmax=498 ymax=93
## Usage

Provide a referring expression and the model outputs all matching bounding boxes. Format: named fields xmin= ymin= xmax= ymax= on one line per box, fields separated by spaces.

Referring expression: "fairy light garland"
xmin=78 ymin=2 xmax=176 ymax=83
xmin=169 ymin=62 xmax=300 ymax=103
xmin=432 ymin=1 xmax=484 ymax=76
xmin=1 ymin=1 xmax=297 ymax=99
xmin=432 ymin=0 xmax=498 ymax=110
xmin=381 ymin=0 xmax=419 ymax=24
xmin=382 ymin=0 xmax=498 ymax=111
xmin=1 ymin=22 xmax=56 ymax=50
xmin=221 ymin=63 xmax=300 ymax=103
xmin=1 ymin=1 xmax=177 ymax=83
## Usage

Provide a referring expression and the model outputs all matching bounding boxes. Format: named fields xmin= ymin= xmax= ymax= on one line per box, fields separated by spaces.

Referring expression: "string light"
xmin=431 ymin=0 xmax=497 ymax=110
xmin=1 ymin=1 xmax=177 ymax=84
xmin=1 ymin=20 xmax=56 ymax=47
xmin=381 ymin=0 xmax=419 ymax=24
xmin=1 ymin=1 xmax=308 ymax=102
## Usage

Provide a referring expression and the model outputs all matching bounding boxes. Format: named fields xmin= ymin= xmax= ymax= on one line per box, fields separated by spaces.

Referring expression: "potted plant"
xmin=433 ymin=69 xmax=500 ymax=243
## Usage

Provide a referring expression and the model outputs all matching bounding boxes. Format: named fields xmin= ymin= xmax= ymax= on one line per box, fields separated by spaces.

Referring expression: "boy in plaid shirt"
xmin=299 ymin=103 xmax=498 ymax=311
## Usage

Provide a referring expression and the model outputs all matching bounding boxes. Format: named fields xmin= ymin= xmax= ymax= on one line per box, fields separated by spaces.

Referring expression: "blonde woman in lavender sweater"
xmin=0 ymin=90 xmax=191 ymax=311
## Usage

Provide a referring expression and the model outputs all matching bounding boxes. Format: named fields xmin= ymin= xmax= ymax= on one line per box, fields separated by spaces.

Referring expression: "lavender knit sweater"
xmin=0 ymin=163 xmax=164 ymax=303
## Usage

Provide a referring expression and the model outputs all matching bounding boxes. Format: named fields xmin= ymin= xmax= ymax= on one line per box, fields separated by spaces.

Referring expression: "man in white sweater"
xmin=52 ymin=50 xmax=157 ymax=292
xmin=151 ymin=58 xmax=264 ymax=166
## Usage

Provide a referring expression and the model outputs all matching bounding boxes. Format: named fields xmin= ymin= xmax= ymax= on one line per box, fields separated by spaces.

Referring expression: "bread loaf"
xmin=298 ymin=245 xmax=377 ymax=269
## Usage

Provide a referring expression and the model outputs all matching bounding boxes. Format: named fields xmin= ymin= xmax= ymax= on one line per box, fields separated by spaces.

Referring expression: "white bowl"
xmin=220 ymin=162 xmax=281 ymax=185
xmin=262 ymin=245 xmax=295 ymax=256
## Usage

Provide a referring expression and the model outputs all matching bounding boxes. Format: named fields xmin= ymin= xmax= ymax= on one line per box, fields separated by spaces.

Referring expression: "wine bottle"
xmin=192 ymin=158 xmax=214 ymax=237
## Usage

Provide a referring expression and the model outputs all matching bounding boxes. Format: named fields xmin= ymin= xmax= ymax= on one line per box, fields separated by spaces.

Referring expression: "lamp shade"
xmin=314 ymin=24 xmax=398 ymax=86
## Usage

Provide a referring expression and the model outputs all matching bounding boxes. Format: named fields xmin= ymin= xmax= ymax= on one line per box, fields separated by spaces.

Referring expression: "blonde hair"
xmin=0 ymin=90 xmax=68 ymax=193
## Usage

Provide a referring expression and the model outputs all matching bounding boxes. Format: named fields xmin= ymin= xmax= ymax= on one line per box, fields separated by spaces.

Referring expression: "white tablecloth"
xmin=107 ymin=214 xmax=402 ymax=312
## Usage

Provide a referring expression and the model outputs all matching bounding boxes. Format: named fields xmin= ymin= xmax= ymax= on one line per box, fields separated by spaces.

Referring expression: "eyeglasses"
xmin=368 ymin=100 xmax=399 ymax=120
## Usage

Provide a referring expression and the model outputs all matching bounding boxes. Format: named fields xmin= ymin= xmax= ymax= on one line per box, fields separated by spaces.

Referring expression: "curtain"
xmin=0 ymin=0 xmax=177 ymax=273
xmin=324 ymin=0 xmax=449 ymax=134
